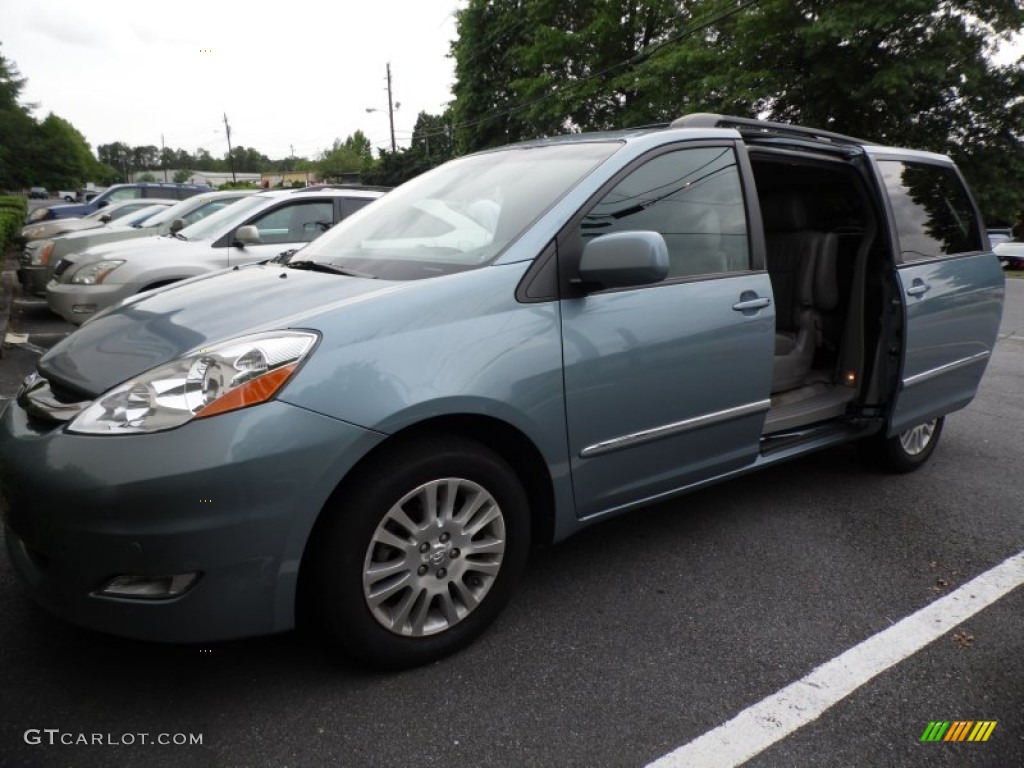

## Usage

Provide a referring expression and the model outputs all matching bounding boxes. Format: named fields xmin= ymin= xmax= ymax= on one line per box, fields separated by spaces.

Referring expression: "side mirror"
xmin=169 ymin=218 xmax=187 ymax=234
xmin=577 ymin=231 xmax=669 ymax=289
xmin=97 ymin=199 xmax=109 ymax=208
xmin=99 ymin=213 xmax=112 ymax=223
xmin=233 ymin=225 xmax=261 ymax=246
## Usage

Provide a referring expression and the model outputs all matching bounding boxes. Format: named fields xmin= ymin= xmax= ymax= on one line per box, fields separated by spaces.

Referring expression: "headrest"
xmin=761 ymin=195 xmax=809 ymax=232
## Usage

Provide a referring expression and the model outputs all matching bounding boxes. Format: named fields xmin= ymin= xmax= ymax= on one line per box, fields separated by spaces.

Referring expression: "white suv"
xmin=47 ymin=186 xmax=385 ymax=324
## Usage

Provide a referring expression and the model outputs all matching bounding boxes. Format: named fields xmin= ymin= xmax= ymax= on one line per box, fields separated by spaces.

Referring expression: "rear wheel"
xmin=310 ymin=435 xmax=530 ymax=670
xmin=860 ymin=417 xmax=944 ymax=473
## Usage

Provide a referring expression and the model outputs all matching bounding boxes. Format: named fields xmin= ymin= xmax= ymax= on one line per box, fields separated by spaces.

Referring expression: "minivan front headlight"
xmin=70 ymin=260 xmax=125 ymax=285
xmin=67 ymin=331 xmax=318 ymax=434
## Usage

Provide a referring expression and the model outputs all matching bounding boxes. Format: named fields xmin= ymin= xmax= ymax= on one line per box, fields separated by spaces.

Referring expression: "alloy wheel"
xmin=899 ymin=419 xmax=937 ymax=456
xmin=362 ymin=477 xmax=506 ymax=637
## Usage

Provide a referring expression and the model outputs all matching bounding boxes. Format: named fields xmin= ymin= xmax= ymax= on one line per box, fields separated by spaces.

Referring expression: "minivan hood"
xmin=39 ymin=265 xmax=406 ymax=396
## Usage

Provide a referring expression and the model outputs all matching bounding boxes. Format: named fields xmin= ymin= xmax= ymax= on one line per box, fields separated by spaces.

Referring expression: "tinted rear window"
xmin=878 ymin=160 xmax=982 ymax=261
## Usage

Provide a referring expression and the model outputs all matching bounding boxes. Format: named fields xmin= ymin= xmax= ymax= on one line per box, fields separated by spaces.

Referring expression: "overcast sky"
xmin=0 ymin=0 xmax=461 ymax=160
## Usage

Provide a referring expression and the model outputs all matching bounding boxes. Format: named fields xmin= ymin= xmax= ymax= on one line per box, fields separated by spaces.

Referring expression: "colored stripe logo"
xmin=920 ymin=721 xmax=997 ymax=742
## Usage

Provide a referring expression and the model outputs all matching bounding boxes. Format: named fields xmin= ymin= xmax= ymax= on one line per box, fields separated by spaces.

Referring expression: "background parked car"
xmin=19 ymin=199 xmax=170 ymax=244
xmin=988 ymin=228 xmax=1011 ymax=247
xmin=28 ymin=186 xmax=48 ymax=199
xmin=18 ymin=201 xmax=176 ymax=294
xmin=24 ymin=182 xmax=213 ymax=223
xmin=57 ymin=190 xmax=77 ymax=202
xmin=994 ymin=239 xmax=1024 ymax=269
xmin=47 ymin=185 xmax=384 ymax=324
xmin=19 ymin=191 xmax=255 ymax=296
xmin=19 ymin=204 xmax=178 ymax=290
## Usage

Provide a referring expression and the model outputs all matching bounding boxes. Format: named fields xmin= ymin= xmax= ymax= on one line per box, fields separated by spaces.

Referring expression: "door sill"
xmin=763 ymin=382 xmax=857 ymax=433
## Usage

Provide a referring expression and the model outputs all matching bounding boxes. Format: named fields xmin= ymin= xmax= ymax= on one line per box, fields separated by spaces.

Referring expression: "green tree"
xmin=227 ymin=145 xmax=270 ymax=173
xmin=93 ymin=163 xmax=121 ymax=186
xmin=317 ymin=132 xmax=376 ymax=180
xmin=172 ymin=168 xmax=191 ymax=183
xmin=343 ymin=130 xmax=375 ymax=171
xmin=361 ymin=147 xmax=433 ymax=186
xmin=171 ymin=148 xmax=194 ymax=169
xmin=132 ymin=145 xmax=159 ymax=170
xmin=97 ymin=141 xmax=133 ymax=180
xmin=194 ymin=147 xmax=217 ymax=170
xmin=686 ymin=0 xmax=1024 ymax=219
xmin=449 ymin=0 xmax=1024 ymax=220
xmin=35 ymin=113 xmax=99 ymax=188
xmin=0 ymin=44 xmax=39 ymax=189
xmin=137 ymin=171 xmax=157 ymax=182
xmin=451 ymin=0 xmax=691 ymax=153
xmin=450 ymin=0 xmax=535 ymax=152
xmin=411 ymin=109 xmax=456 ymax=162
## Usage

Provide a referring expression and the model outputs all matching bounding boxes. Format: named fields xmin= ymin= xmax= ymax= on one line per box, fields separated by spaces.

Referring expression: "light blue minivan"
xmin=1 ymin=115 xmax=1004 ymax=669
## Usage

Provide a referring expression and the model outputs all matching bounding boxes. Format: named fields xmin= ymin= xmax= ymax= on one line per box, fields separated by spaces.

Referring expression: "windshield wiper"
xmin=267 ymin=248 xmax=297 ymax=264
xmin=286 ymin=260 xmax=376 ymax=278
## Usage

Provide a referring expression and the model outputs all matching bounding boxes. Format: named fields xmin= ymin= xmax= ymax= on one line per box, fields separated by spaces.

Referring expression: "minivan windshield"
xmin=299 ymin=142 xmax=619 ymax=280
xmin=177 ymin=195 xmax=270 ymax=241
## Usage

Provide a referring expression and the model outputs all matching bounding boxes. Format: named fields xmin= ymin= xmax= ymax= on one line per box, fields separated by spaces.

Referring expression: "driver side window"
xmin=249 ymin=201 xmax=334 ymax=245
xmin=580 ymin=146 xmax=750 ymax=277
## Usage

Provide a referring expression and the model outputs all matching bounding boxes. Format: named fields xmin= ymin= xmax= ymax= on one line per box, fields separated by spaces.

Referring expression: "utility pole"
xmin=160 ymin=133 xmax=168 ymax=182
xmin=223 ymin=112 xmax=237 ymax=183
xmin=386 ymin=62 xmax=396 ymax=153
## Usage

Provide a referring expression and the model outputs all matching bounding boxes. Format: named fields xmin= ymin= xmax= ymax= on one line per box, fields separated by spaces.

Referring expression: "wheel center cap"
xmin=426 ymin=544 xmax=449 ymax=568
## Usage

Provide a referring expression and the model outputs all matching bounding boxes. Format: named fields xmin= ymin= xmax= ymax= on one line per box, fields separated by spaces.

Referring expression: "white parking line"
xmin=647 ymin=550 xmax=1024 ymax=768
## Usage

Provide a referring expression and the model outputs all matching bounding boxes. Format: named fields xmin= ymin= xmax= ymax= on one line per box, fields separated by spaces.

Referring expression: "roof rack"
xmin=293 ymin=184 xmax=393 ymax=194
xmin=669 ymin=113 xmax=869 ymax=147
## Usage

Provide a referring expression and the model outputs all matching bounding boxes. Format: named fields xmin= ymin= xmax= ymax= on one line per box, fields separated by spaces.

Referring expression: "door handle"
xmin=906 ymin=281 xmax=931 ymax=297
xmin=732 ymin=296 xmax=771 ymax=311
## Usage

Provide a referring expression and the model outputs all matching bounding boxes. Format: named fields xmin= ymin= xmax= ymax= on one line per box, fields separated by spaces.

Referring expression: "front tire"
xmin=860 ymin=417 xmax=944 ymax=473
xmin=310 ymin=435 xmax=530 ymax=670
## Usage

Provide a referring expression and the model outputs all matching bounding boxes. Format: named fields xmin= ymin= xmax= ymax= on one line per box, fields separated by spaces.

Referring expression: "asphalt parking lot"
xmin=0 ymin=247 xmax=1021 ymax=766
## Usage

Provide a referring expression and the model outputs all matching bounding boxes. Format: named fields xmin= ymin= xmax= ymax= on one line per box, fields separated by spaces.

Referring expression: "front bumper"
xmin=0 ymin=396 xmax=384 ymax=642
xmin=17 ymin=265 xmax=51 ymax=297
xmin=47 ymin=280 xmax=136 ymax=325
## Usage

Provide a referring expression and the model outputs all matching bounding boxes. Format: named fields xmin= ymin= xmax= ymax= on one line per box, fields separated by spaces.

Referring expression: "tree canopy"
xmin=1 ymin=43 xmax=114 ymax=190
xmin=316 ymin=131 xmax=376 ymax=180
xmin=450 ymin=0 xmax=1024 ymax=220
